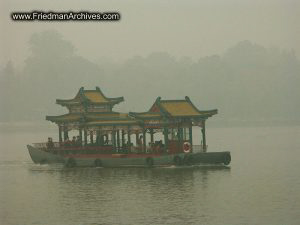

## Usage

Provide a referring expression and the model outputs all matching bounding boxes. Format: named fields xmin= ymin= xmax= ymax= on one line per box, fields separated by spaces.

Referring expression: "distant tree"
xmin=20 ymin=30 xmax=102 ymax=120
xmin=0 ymin=61 xmax=16 ymax=121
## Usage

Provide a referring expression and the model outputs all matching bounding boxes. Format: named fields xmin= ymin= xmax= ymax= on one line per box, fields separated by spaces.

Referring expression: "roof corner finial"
xmin=156 ymin=96 xmax=161 ymax=102
xmin=96 ymin=86 xmax=100 ymax=91
xmin=79 ymin=87 xmax=84 ymax=92
xmin=185 ymin=96 xmax=190 ymax=101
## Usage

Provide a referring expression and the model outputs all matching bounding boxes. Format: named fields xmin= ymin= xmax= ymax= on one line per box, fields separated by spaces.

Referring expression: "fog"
xmin=1 ymin=0 xmax=300 ymax=126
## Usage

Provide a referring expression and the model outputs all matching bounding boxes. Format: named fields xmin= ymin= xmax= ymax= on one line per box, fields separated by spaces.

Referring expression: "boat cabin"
xmin=45 ymin=87 xmax=217 ymax=154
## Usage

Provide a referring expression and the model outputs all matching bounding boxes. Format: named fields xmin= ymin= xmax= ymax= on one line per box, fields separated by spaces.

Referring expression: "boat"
xmin=27 ymin=87 xmax=231 ymax=167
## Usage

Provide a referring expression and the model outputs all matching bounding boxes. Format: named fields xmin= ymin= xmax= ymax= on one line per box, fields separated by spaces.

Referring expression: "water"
xmin=0 ymin=126 xmax=300 ymax=225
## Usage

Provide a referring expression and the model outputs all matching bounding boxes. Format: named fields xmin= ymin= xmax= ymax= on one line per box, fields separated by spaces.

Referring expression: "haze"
xmin=1 ymin=0 xmax=299 ymax=65
xmin=0 ymin=0 xmax=299 ymax=126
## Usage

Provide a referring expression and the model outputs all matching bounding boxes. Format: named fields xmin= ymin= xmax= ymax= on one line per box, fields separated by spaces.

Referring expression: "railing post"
xmin=150 ymin=128 xmax=154 ymax=143
xmin=121 ymin=129 xmax=125 ymax=147
xmin=84 ymin=128 xmax=87 ymax=146
xmin=79 ymin=128 xmax=83 ymax=143
xmin=90 ymin=131 xmax=94 ymax=144
xmin=189 ymin=126 xmax=193 ymax=152
xmin=112 ymin=126 xmax=116 ymax=152
xmin=163 ymin=127 xmax=168 ymax=153
xmin=127 ymin=126 xmax=131 ymax=152
xmin=116 ymin=129 xmax=120 ymax=152
xmin=58 ymin=125 xmax=62 ymax=143
xmin=135 ymin=132 xmax=139 ymax=146
xmin=63 ymin=126 xmax=68 ymax=141
xmin=202 ymin=121 xmax=206 ymax=152
xmin=142 ymin=128 xmax=146 ymax=153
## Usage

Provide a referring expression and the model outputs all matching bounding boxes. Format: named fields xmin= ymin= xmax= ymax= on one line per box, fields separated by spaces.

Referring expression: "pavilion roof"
xmin=130 ymin=96 xmax=217 ymax=119
xmin=46 ymin=113 xmax=83 ymax=123
xmin=56 ymin=87 xmax=124 ymax=106
xmin=46 ymin=112 xmax=138 ymax=124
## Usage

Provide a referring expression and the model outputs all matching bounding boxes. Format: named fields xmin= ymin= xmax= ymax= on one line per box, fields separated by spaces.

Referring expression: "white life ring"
xmin=183 ymin=142 xmax=191 ymax=153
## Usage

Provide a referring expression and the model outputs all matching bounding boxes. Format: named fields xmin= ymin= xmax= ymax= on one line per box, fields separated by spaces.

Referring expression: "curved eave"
xmin=129 ymin=111 xmax=163 ymax=120
xmin=184 ymin=96 xmax=218 ymax=117
xmin=170 ymin=109 xmax=218 ymax=118
xmin=55 ymin=97 xmax=124 ymax=106
xmin=198 ymin=109 xmax=218 ymax=116
xmin=56 ymin=99 xmax=80 ymax=106
xmin=46 ymin=114 xmax=83 ymax=123
xmin=94 ymin=87 xmax=124 ymax=104
xmin=106 ymin=96 xmax=124 ymax=104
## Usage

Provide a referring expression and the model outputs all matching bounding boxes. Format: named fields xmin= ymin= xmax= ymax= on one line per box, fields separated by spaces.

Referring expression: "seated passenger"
xmin=64 ymin=137 xmax=72 ymax=147
xmin=75 ymin=136 xmax=82 ymax=146
xmin=71 ymin=136 xmax=76 ymax=146
xmin=104 ymin=135 xmax=109 ymax=145
xmin=46 ymin=137 xmax=54 ymax=148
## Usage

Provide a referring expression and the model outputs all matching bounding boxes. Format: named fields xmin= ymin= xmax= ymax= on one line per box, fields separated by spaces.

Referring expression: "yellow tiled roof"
xmin=136 ymin=113 xmax=161 ymax=118
xmin=83 ymin=91 xmax=108 ymax=103
xmin=46 ymin=113 xmax=82 ymax=122
xmin=160 ymin=101 xmax=200 ymax=116
xmin=56 ymin=87 xmax=124 ymax=106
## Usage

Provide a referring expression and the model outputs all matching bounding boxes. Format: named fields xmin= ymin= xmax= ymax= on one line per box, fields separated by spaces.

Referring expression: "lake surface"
xmin=0 ymin=126 xmax=300 ymax=225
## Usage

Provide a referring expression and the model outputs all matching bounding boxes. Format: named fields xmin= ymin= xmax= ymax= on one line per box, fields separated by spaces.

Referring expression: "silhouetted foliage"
xmin=1 ymin=31 xmax=299 ymax=124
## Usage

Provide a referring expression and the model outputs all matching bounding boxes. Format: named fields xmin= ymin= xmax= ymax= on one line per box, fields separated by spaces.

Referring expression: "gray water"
xmin=0 ymin=126 xmax=300 ymax=225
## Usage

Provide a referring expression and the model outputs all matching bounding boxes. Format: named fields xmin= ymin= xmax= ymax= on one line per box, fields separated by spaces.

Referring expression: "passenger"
xmin=138 ymin=135 xmax=143 ymax=146
xmin=96 ymin=135 xmax=100 ymax=146
xmin=147 ymin=142 xmax=153 ymax=153
xmin=64 ymin=137 xmax=72 ymax=147
xmin=71 ymin=136 xmax=76 ymax=146
xmin=104 ymin=135 xmax=109 ymax=145
xmin=47 ymin=137 xmax=54 ymax=148
xmin=76 ymin=136 xmax=82 ymax=146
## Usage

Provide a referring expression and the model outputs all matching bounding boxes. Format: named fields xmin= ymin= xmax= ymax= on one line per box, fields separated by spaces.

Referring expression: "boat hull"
xmin=27 ymin=145 xmax=65 ymax=164
xmin=27 ymin=145 xmax=231 ymax=167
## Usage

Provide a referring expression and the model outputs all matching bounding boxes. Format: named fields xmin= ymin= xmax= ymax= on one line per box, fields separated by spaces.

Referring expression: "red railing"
xmin=32 ymin=142 xmax=165 ymax=154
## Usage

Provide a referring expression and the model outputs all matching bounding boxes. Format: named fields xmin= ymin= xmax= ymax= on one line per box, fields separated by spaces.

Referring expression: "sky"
xmin=1 ymin=0 xmax=300 ymax=67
